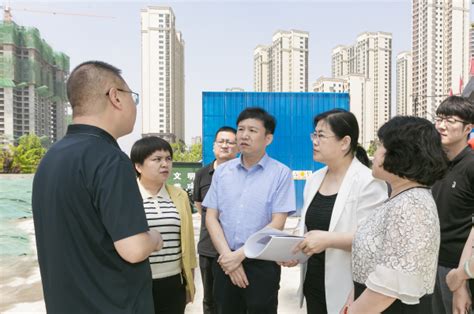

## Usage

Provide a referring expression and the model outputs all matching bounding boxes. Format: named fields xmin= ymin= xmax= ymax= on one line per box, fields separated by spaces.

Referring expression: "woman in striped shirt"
xmin=131 ymin=136 xmax=197 ymax=314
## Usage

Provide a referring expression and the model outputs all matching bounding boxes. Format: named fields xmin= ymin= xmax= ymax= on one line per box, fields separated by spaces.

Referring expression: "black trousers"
xmin=212 ymin=258 xmax=281 ymax=314
xmin=303 ymin=268 xmax=327 ymax=313
xmin=152 ymin=273 xmax=186 ymax=314
xmin=200 ymin=255 xmax=217 ymax=314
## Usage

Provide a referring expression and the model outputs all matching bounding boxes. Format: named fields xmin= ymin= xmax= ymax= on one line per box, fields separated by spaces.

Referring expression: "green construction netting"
xmin=0 ymin=78 xmax=15 ymax=87
xmin=0 ymin=21 xmax=69 ymax=100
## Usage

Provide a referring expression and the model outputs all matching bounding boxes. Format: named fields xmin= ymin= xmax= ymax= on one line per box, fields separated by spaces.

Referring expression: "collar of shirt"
xmin=450 ymin=146 xmax=472 ymax=168
xmin=67 ymin=124 xmax=119 ymax=149
xmin=208 ymin=160 xmax=216 ymax=175
xmin=137 ymin=179 xmax=171 ymax=200
xmin=236 ymin=153 xmax=269 ymax=170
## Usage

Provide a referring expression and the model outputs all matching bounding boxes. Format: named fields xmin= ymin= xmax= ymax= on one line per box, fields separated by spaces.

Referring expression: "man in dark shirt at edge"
xmin=193 ymin=126 xmax=239 ymax=314
xmin=32 ymin=61 xmax=163 ymax=313
xmin=431 ymin=96 xmax=474 ymax=314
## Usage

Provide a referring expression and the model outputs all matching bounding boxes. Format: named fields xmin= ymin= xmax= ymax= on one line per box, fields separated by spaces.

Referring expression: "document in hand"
xmin=244 ymin=227 xmax=309 ymax=263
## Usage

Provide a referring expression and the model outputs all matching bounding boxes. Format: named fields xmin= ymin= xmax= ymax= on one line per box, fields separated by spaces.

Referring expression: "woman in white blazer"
xmin=294 ymin=109 xmax=387 ymax=314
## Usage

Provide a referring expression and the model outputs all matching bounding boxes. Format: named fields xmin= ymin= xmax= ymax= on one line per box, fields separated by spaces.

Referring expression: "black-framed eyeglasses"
xmin=434 ymin=116 xmax=466 ymax=126
xmin=106 ymin=88 xmax=139 ymax=105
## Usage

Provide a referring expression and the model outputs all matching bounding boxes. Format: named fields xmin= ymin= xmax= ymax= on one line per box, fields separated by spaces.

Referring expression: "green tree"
xmin=366 ymin=140 xmax=376 ymax=157
xmin=186 ymin=143 xmax=202 ymax=162
xmin=0 ymin=148 xmax=14 ymax=173
xmin=10 ymin=134 xmax=47 ymax=173
xmin=171 ymin=142 xmax=202 ymax=162
xmin=39 ymin=135 xmax=52 ymax=149
xmin=170 ymin=141 xmax=186 ymax=161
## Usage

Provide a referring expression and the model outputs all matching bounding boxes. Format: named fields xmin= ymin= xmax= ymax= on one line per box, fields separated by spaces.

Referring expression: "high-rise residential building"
xmin=331 ymin=46 xmax=350 ymax=78
xmin=254 ymin=45 xmax=271 ymax=92
xmin=412 ymin=0 xmax=470 ymax=119
xmin=225 ymin=87 xmax=245 ymax=92
xmin=331 ymin=32 xmax=392 ymax=146
xmin=254 ymin=29 xmax=309 ymax=92
xmin=312 ymin=75 xmax=373 ymax=148
xmin=396 ymin=51 xmax=413 ymax=116
xmin=312 ymin=77 xmax=346 ymax=93
xmin=342 ymin=75 xmax=374 ymax=149
xmin=470 ymin=23 xmax=474 ymax=58
xmin=0 ymin=17 xmax=69 ymax=147
xmin=191 ymin=136 xmax=202 ymax=145
xmin=470 ymin=23 xmax=474 ymax=77
xmin=141 ymin=6 xmax=185 ymax=143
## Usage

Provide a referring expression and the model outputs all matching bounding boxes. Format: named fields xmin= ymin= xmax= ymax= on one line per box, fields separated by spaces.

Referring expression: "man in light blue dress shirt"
xmin=203 ymin=107 xmax=296 ymax=314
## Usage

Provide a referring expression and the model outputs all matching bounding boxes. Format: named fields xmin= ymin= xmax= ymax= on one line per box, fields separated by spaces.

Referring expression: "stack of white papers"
xmin=244 ymin=227 xmax=309 ymax=263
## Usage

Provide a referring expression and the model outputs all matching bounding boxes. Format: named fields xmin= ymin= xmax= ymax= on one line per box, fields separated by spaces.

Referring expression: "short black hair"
xmin=436 ymin=96 xmax=474 ymax=124
xmin=214 ymin=126 xmax=237 ymax=141
xmin=130 ymin=136 xmax=173 ymax=177
xmin=67 ymin=60 xmax=125 ymax=116
xmin=236 ymin=107 xmax=276 ymax=134
xmin=66 ymin=61 xmax=125 ymax=109
xmin=314 ymin=109 xmax=369 ymax=166
xmin=378 ymin=116 xmax=448 ymax=186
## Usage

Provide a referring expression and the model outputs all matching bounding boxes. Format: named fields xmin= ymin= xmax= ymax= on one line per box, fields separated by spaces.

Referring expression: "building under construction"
xmin=0 ymin=12 xmax=69 ymax=146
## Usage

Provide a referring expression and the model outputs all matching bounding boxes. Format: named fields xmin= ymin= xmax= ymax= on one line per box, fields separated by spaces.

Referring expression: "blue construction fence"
xmin=201 ymin=92 xmax=350 ymax=214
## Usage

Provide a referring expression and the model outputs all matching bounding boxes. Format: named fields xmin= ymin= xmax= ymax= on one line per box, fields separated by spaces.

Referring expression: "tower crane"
xmin=1 ymin=3 xmax=116 ymax=22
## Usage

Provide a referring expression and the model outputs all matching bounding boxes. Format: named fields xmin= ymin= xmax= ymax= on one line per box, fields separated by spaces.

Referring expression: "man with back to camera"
xmin=32 ymin=61 xmax=163 ymax=313
xmin=431 ymin=96 xmax=474 ymax=314
xmin=203 ymin=107 xmax=296 ymax=314
xmin=193 ymin=126 xmax=239 ymax=314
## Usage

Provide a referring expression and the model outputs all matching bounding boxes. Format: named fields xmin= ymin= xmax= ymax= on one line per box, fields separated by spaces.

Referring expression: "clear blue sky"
xmin=6 ymin=0 xmax=469 ymax=153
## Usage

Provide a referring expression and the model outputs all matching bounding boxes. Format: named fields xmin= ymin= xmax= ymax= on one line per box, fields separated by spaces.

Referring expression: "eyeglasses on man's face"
xmin=106 ymin=88 xmax=140 ymax=105
xmin=215 ymin=139 xmax=237 ymax=146
xmin=310 ymin=132 xmax=336 ymax=143
xmin=434 ymin=116 xmax=466 ymax=126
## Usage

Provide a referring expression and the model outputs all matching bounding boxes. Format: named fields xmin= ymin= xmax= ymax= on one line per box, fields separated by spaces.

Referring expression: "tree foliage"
xmin=366 ymin=140 xmax=376 ymax=157
xmin=171 ymin=142 xmax=202 ymax=162
xmin=1 ymin=134 xmax=47 ymax=173
xmin=39 ymin=135 xmax=52 ymax=149
xmin=0 ymin=148 xmax=15 ymax=173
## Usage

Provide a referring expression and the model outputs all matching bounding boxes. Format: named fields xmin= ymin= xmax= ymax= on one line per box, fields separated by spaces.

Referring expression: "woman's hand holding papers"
xmin=296 ymin=230 xmax=332 ymax=255
xmin=277 ymin=260 xmax=299 ymax=267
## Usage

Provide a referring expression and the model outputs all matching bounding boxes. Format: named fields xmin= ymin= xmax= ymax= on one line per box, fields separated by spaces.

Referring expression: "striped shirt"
xmin=138 ymin=180 xmax=182 ymax=279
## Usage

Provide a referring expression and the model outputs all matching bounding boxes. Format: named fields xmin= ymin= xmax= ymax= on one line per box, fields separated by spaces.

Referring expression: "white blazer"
xmin=298 ymin=158 xmax=387 ymax=314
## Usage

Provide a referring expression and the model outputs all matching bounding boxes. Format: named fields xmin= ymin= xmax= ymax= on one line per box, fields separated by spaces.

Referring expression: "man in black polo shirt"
xmin=32 ymin=61 xmax=163 ymax=313
xmin=431 ymin=96 xmax=474 ymax=314
xmin=193 ymin=126 xmax=238 ymax=314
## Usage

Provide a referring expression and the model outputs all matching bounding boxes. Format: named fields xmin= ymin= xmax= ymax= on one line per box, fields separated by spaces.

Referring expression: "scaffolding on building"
xmin=0 ymin=20 xmax=69 ymax=101
xmin=0 ymin=19 xmax=70 ymax=146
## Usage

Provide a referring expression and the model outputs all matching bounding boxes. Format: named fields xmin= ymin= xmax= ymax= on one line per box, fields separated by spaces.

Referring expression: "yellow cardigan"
xmin=165 ymin=184 xmax=197 ymax=301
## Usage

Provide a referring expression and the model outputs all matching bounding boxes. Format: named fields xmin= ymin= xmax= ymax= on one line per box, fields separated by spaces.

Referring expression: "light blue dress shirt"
xmin=202 ymin=153 xmax=296 ymax=251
